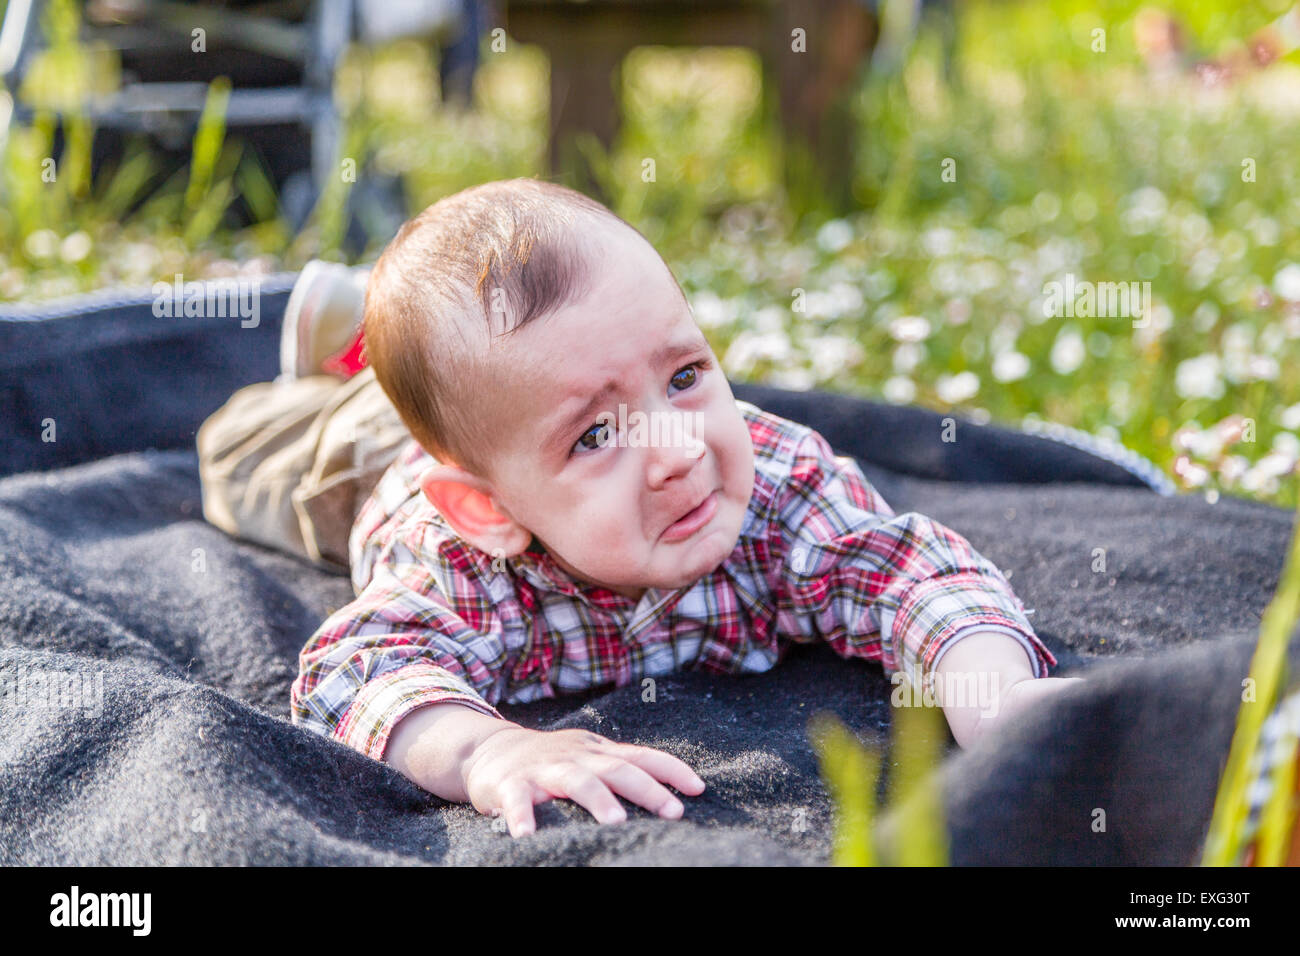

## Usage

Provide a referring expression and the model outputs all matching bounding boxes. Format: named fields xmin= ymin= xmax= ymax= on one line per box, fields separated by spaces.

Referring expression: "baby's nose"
xmin=645 ymin=433 xmax=703 ymax=486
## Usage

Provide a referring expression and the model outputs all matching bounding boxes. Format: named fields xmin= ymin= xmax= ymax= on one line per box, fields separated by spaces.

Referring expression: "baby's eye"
xmin=573 ymin=421 xmax=612 ymax=455
xmin=670 ymin=361 xmax=705 ymax=392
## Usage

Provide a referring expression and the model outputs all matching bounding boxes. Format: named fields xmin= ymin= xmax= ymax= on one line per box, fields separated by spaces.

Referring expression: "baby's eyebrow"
xmin=541 ymin=338 xmax=709 ymax=453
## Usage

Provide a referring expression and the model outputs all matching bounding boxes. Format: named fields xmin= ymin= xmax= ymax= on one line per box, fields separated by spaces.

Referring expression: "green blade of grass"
xmin=185 ymin=76 xmax=232 ymax=216
xmin=1253 ymin=722 xmax=1298 ymax=866
xmin=96 ymin=147 xmax=159 ymax=224
xmin=885 ymin=696 xmax=948 ymax=866
xmin=809 ymin=711 xmax=879 ymax=866
xmin=1201 ymin=503 xmax=1300 ymax=865
xmin=234 ymin=147 xmax=280 ymax=224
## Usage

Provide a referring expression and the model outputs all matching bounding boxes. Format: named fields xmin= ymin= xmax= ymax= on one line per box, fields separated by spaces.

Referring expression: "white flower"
xmin=883 ymin=376 xmax=916 ymax=404
xmin=804 ymin=289 xmax=854 ymax=320
xmin=1250 ymin=217 xmax=1281 ymax=247
xmin=1240 ymin=469 xmax=1280 ymax=495
xmin=1049 ymin=325 xmax=1086 ymax=375
xmin=1122 ymin=186 xmax=1168 ymax=235
xmin=1274 ymin=263 xmax=1300 ymax=302
xmin=929 ymin=261 xmax=964 ymax=296
xmin=992 ymin=350 xmax=1031 ymax=383
xmin=889 ymin=315 xmax=932 ymax=343
xmin=722 ymin=330 xmax=792 ymax=373
xmin=827 ymin=281 xmax=864 ymax=318
xmin=967 ymin=260 xmax=1004 ymax=292
xmin=1183 ymin=428 xmax=1224 ymax=460
xmin=1171 ymin=423 xmax=1201 ymax=454
xmin=122 ymin=241 xmax=161 ymax=277
xmin=24 ymin=229 xmax=59 ymax=261
xmin=690 ymin=290 xmax=735 ymax=329
xmin=921 ymin=227 xmax=957 ymax=257
xmin=990 ymin=315 xmax=1023 ymax=354
xmin=1187 ymin=248 xmax=1220 ymax=290
xmin=1175 ymin=354 xmax=1225 ymax=400
xmin=1174 ymin=457 xmax=1211 ymax=487
xmin=1240 ymin=450 xmax=1294 ymax=493
xmin=1255 ymin=450 xmax=1297 ymax=479
xmin=1246 ymin=355 xmax=1279 ymax=381
xmin=59 ymin=231 xmax=92 ymax=264
xmin=1272 ymin=432 xmax=1300 ymax=458
xmin=816 ymin=219 xmax=854 ymax=253
xmin=1222 ymin=321 xmax=1254 ymax=354
xmin=1192 ymin=301 xmax=1220 ymax=332
xmin=779 ymin=247 xmax=816 ymax=276
xmin=753 ymin=304 xmax=787 ymax=334
xmin=892 ymin=342 xmax=924 ymax=373
xmin=1219 ymin=454 xmax=1250 ymax=484
xmin=767 ymin=366 xmax=815 ymax=390
xmin=807 ymin=335 xmax=864 ymax=379
xmin=1260 ymin=322 xmax=1284 ymax=354
xmin=936 ymin=370 xmax=980 ymax=404
xmin=1032 ymin=191 xmax=1061 ymax=222
xmin=1279 ymin=402 xmax=1300 ymax=430
xmin=945 ymin=298 xmax=972 ymax=325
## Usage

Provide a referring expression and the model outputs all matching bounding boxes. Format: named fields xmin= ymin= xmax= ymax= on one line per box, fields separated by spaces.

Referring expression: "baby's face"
xmin=482 ymin=226 xmax=755 ymax=601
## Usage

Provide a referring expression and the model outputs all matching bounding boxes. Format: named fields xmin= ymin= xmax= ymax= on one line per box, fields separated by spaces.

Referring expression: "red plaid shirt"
xmin=291 ymin=400 xmax=1056 ymax=760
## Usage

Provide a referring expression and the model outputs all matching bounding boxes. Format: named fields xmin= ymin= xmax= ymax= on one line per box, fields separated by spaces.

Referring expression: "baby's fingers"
xmin=538 ymin=764 xmax=627 ymax=825
xmin=613 ymin=744 xmax=706 ymax=796
xmin=496 ymin=777 xmax=539 ymax=838
xmin=595 ymin=760 xmax=686 ymax=820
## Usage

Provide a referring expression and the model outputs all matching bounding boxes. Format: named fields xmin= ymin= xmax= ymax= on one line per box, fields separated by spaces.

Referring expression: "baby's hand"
xmin=974 ymin=676 xmax=1085 ymax=747
xmin=460 ymin=726 xmax=706 ymax=838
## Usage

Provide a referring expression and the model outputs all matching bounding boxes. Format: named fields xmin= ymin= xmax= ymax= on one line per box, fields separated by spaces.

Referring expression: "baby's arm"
xmin=762 ymin=422 xmax=1072 ymax=747
xmin=931 ymin=630 xmax=1083 ymax=748
xmin=294 ymin=528 xmax=705 ymax=837
xmin=386 ymin=702 xmax=705 ymax=837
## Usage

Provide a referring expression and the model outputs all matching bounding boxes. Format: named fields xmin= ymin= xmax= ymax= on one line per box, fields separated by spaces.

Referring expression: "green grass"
xmin=1202 ymin=487 xmax=1300 ymax=865
xmin=810 ymin=693 xmax=948 ymax=866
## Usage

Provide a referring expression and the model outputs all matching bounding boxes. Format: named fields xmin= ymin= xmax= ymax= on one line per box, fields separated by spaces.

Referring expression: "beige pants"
xmin=196 ymin=367 xmax=411 ymax=573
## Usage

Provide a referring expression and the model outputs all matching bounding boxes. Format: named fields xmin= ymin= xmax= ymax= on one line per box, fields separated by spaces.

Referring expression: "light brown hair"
xmin=362 ymin=177 xmax=640 ymax=480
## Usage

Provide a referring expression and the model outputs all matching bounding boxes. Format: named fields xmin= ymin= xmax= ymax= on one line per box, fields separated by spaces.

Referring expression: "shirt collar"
xmin=506 ymin=534 xmax=643 ymax=608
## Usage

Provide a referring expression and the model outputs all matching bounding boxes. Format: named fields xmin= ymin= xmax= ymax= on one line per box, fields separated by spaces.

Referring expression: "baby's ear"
xmin=418 ymin=465 xmax=532 ymax=557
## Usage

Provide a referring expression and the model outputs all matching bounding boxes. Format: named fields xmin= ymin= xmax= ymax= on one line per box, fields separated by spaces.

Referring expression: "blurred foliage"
xmin=810 ymin=693 xmax=948 ymax=866
xmin=1202 ymin=488 xmax=1300 ymax=866
xmin=2 ymin=0 xmax=1300 ymax=512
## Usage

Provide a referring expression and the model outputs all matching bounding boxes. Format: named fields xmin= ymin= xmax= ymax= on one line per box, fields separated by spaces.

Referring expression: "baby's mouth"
xmin=662 ymin=490 xmax=718 ymax=542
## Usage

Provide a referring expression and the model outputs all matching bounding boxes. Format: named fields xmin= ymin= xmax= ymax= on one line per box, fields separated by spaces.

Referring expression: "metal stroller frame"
xmin=0 ymin=0 xmax=477 ymax=246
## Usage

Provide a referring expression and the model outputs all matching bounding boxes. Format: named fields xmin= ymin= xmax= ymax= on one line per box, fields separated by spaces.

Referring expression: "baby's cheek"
xmin=725 ymin=419 xmax=755 ymax=488
xmin=576 ymin=509 xmax=639 ymax=560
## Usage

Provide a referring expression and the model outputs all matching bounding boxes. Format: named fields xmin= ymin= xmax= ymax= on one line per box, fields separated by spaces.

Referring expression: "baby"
xmin=279 ymin=177 xmax=1080 ymax=838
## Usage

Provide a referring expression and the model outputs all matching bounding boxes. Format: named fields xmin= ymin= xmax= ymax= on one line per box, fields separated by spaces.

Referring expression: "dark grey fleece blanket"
xmin=0 ymin=282 xmax=1294 ymax=865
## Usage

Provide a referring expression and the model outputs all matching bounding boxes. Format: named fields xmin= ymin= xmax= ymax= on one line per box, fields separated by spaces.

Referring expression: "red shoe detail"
xmin=321 ymin=327 xmax=367 ymax=379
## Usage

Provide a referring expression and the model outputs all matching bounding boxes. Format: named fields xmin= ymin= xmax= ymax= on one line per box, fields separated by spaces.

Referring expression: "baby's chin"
xmin=648 ymin=515 xmax=744 ymax=588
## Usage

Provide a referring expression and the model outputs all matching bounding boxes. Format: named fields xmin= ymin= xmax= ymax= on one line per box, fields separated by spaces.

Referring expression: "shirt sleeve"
xmin=767 ymin=427 xmax=1057 ymax=691
xmin=290 ymin=523 xmax=508 ymax=763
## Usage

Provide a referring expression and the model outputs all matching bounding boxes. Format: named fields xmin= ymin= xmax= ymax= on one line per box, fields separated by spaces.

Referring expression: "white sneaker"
xmin=278 ymin=260 xmax=369 ymax=381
